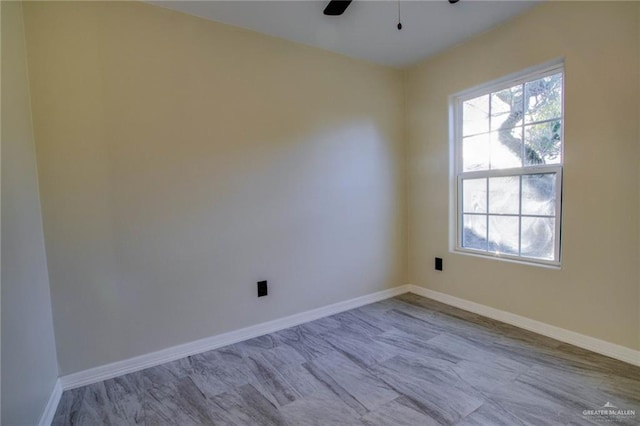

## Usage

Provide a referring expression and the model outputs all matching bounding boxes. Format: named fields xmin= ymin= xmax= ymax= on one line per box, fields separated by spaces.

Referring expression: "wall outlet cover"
xmin=257 ymin=281 xmax=268 ymax=297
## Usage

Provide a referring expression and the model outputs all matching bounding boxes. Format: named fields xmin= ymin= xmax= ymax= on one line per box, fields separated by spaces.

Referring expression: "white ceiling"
xmin=149 ymin=0 xmax=539 ymax=69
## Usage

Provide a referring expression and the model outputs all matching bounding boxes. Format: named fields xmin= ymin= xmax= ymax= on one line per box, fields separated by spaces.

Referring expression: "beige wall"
xmin=407 ymin=1 xmax=640 ymax=350
xmin=19 ymin=0 xmax=640 ymax=380
xmin=23 ymin=1 xmax=405 ymax=374
xmin=1 ymin=1 xmax=60 ymax=424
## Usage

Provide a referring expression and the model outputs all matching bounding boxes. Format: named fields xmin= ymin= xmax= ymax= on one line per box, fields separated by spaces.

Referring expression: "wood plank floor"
xmin=53 ymin=294 xmax=640 ymax=425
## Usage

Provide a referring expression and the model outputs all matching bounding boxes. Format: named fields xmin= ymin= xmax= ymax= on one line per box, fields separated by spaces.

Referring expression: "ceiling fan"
xmin=323 ymin=0 xmax=459 ymax=17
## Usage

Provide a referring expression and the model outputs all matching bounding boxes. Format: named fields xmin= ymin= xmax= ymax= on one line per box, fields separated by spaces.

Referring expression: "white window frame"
xmin=450 ymin=60 xmax=564 ymax=267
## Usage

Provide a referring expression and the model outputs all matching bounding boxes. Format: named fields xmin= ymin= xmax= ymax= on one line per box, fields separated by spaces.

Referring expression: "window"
xmin=452 ymin=62 xmax=563 ymax=266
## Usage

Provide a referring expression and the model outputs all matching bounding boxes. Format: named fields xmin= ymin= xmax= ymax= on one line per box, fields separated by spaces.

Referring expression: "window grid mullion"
xmin=461 ymin=116 xmax=564 ymax=140
xmin=463 ymin=212 xmax=555 ymax=219
xmin=485 ymin=178 xmax=489 ymax=252
xmin=518 ymin=175 xmax=523 ymax=256
xmin=488 ymin=92 xmax=493 ymax=170
xmin=520 ymin=83 xmax=525 ymax=168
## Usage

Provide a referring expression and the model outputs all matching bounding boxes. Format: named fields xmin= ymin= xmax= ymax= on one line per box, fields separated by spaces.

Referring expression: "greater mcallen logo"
xmin=582 ymin=402 xmax=636 ymax=422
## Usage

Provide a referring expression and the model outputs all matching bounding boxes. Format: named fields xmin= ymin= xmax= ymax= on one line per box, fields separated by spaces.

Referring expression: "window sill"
xmin=451 ymin=247 xmax=562 ymax=270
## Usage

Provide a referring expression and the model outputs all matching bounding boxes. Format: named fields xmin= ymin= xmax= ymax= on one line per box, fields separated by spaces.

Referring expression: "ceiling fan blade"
xmin=323 ymin=0 xmax=352 ymax=16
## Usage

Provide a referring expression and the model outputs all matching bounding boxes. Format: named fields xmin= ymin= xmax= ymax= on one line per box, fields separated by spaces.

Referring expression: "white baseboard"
xmin=60 ymin=285 xmax=411 ymax=390
xmin=39 ymin=379 xmax=62 ymax=426
xmin=58 ymin=282 xmax=640 ymax=393
xmin=51 ymin=281 xmax=639 ymax=425
xmin=407 ymin=285 xmax=640 ymax=367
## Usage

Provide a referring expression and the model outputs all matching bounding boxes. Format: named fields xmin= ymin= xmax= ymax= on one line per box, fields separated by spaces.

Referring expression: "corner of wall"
xmin=1 ymin=1 xmax=60 ymax=424
xmin=401 ymin=68 xmax=410 ymax=286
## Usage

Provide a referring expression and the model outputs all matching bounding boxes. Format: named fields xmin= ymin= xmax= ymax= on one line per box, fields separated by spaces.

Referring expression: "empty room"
xmin=2 ymin=0 xmax=640 ymax=424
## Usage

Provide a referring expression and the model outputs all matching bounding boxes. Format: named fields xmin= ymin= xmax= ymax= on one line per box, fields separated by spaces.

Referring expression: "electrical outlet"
xmin=435 ymin=257 xmax=443 ymax=271
xmin=257 ymin=280 xmax=268 ymax=297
